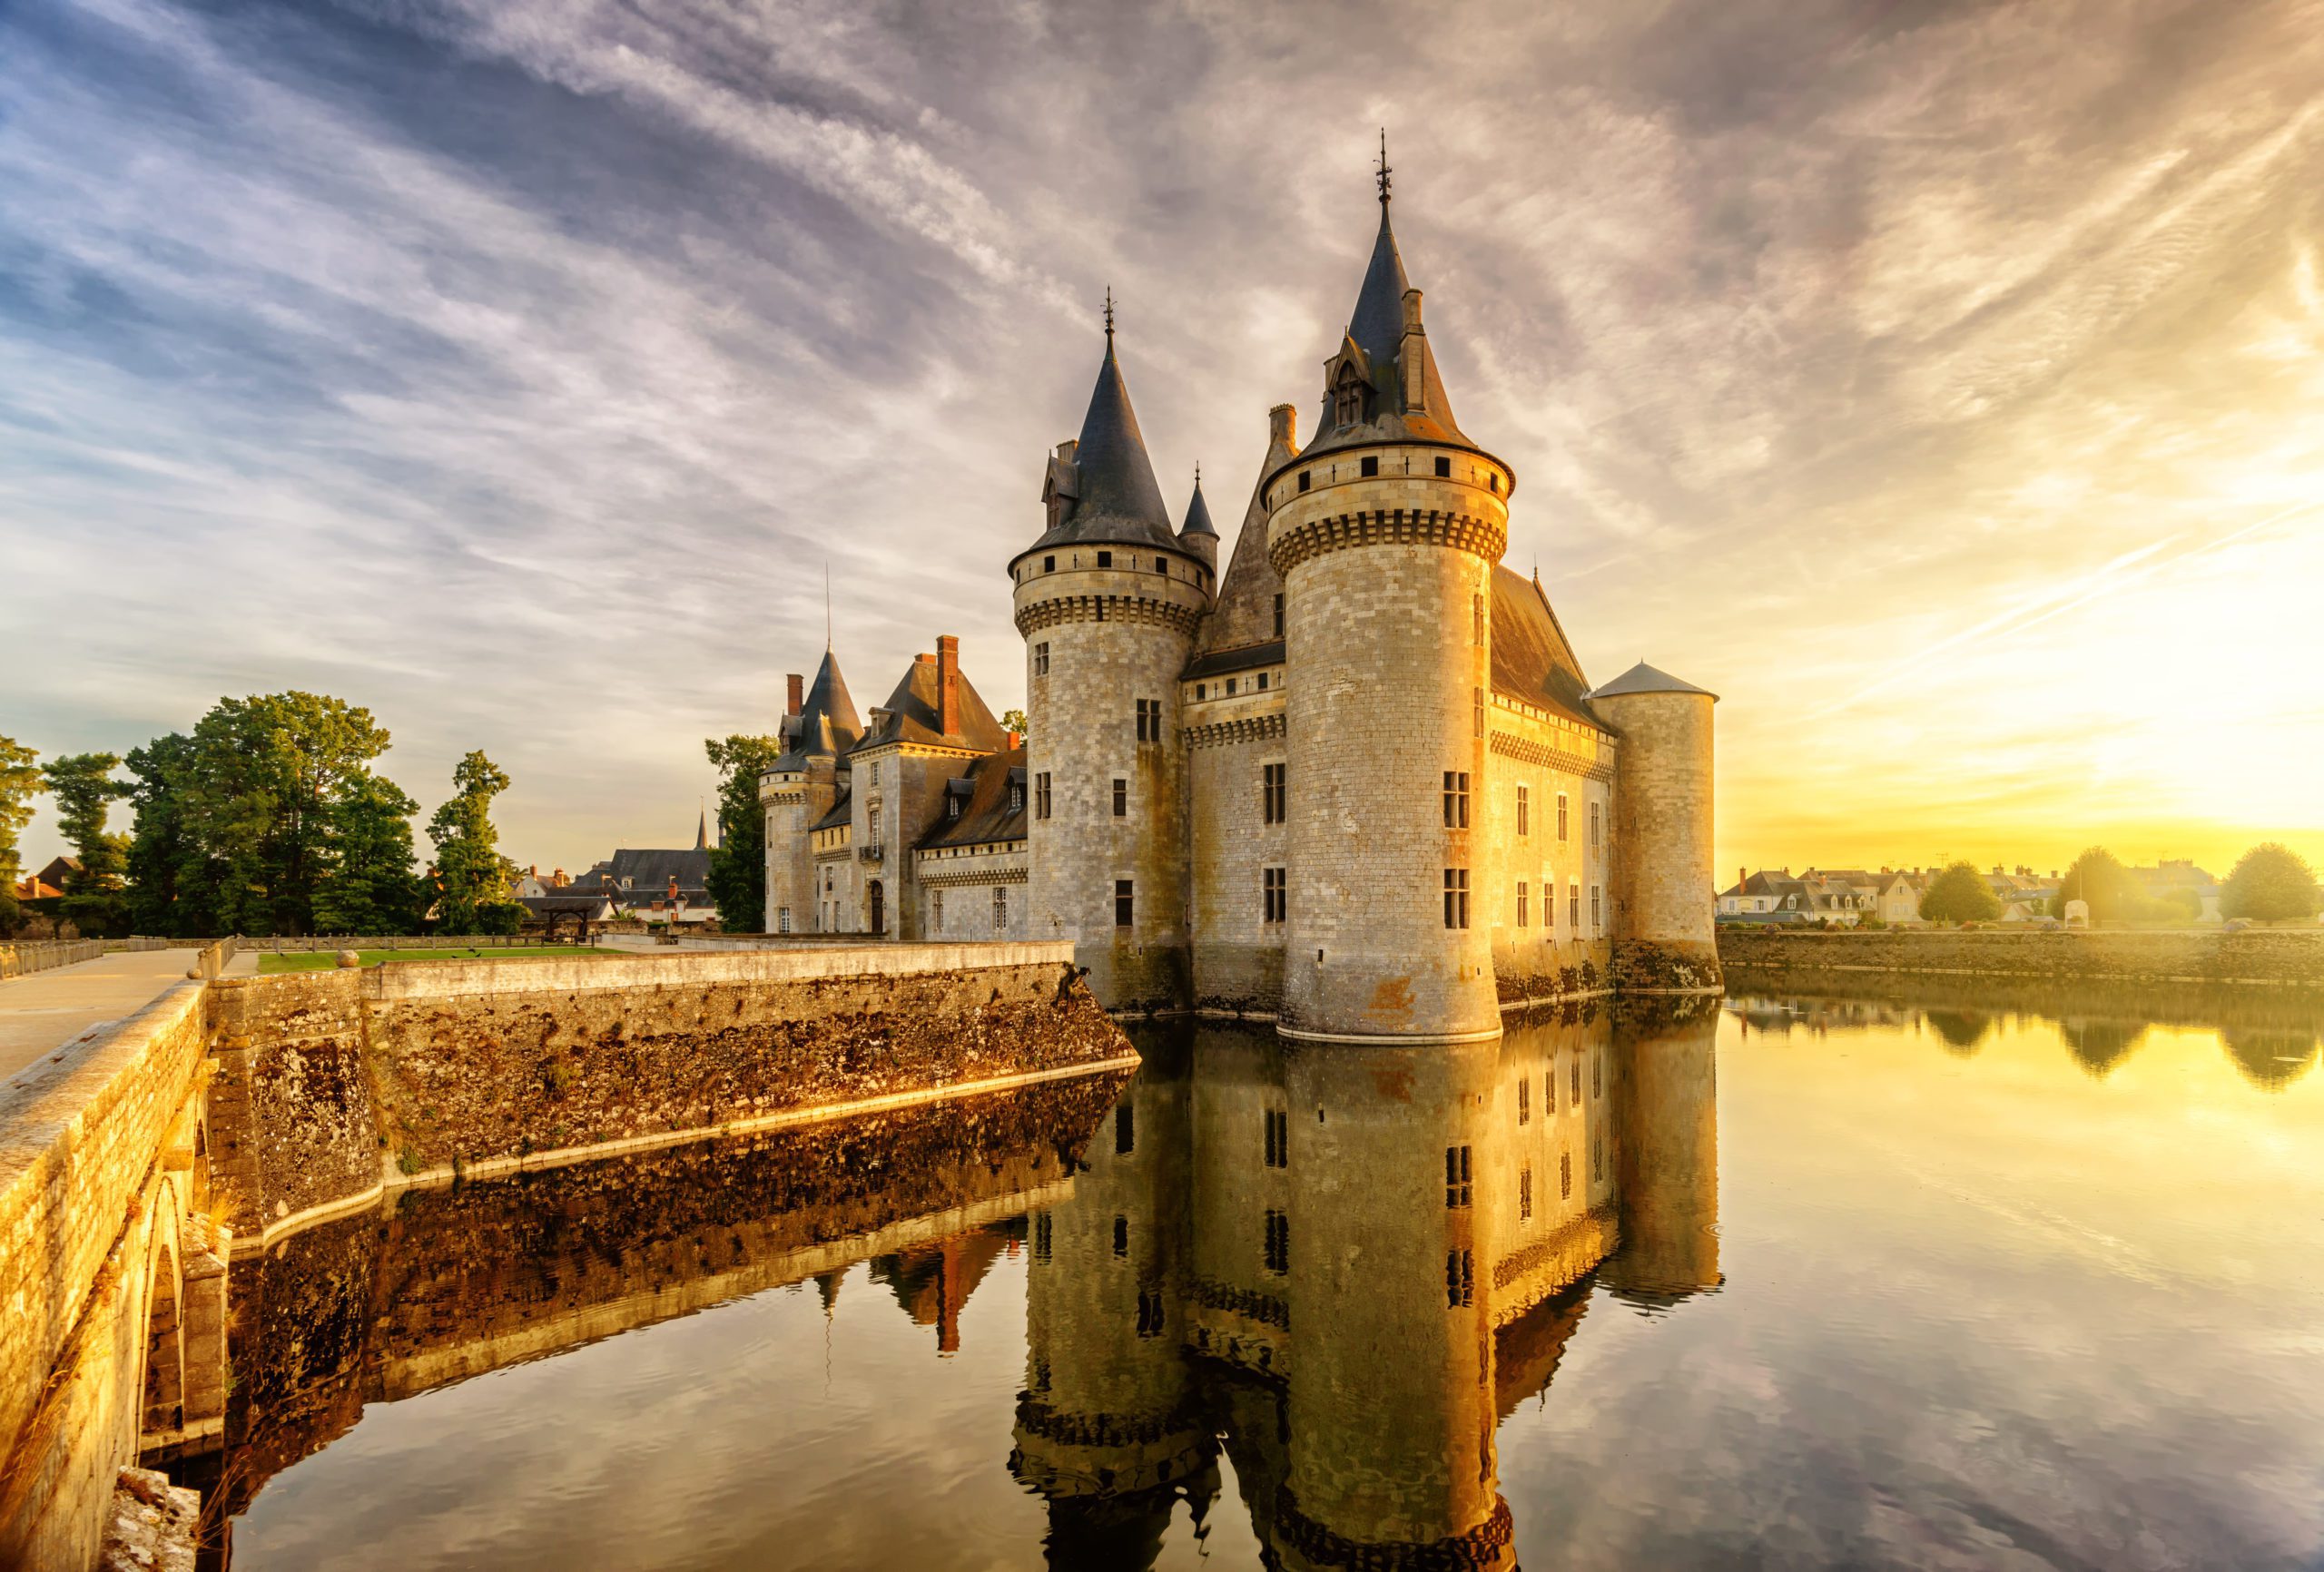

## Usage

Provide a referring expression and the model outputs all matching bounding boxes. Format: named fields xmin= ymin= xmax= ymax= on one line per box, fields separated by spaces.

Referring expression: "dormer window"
xmin=1333 ymin=361 xmax=1368 ymax=427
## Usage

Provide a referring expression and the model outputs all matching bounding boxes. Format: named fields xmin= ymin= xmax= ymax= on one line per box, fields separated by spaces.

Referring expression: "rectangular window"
xmin=1473 ymin=687 xmax=1485 ymax=738
xmin=1136 ymin=697 xmax=1162 ymax=742
xmin=1590 ymin=801 xmax=1601 ymax=847
xmin=1518 ymin=1077 xmax=1530 ymax=1125
xmin=1043 ymin=555 xmax=1055 ymax=573
xmin=1546 ymin=1065 xmax=1556 ymax=1115
xmin=1593 ymin=1051 xmax=1602 ymax=1100
xmin=1097 ymin=549 xmax=1113 ymax=568
xmin=777 ymin=907 xmax=792 ymax=934
xmin=1113 ymin=1215 xmax=1128 ymax=1258
xmin=946 ymin=793 xmax=960 ymax=820
xmin=1360 ymin=455 xmax=1379 ymax=477
xmin=1434 ymin=455 xmax=1452 ymax=478
xmin=1115 ymin=879 xmax=1134 ymax=928
xmin=1570 ymin=882 xmax=1581 ymax=930
xmin=1561 ymin=1150 xmax=1572 ymax=1200
xmin=992 ymin=886 xmax=1007 ymax=931
xmin=1195 ymin=683 xmax=1206 ymax=700
xmin=932 ymin=890 xmax=943 ymax=930
xmin=1272 ymin=593 xmax=1285 ymax=637
xmin=868 ymin=805 xmax=881 ymax=848
xmin=1520 ymin=1164 xmax=1533 ymax=1221
xmin=1226 ymin=677 xmax=1236 ymax=695
xmin=1298 ymin=470 xmax=1311 ymax=492
xmin=1112 ymin=778 xmax=1128 ymax=817
xmin=1472 ymin=593 xmax=1484 ymax=644
xmin=1443 ymin=868 xmax=1470 ymax=928
xmin=1264 ymin=1108 xmax=1289 ymax=1168
xmin=1034 ymin=642 xmax=1049 ymax=676
xmin=1558 ymin=792 xmax=1570 ymax=840
xmin=1445 ymin=1145 xmax=1472 ymax=1208
xmin=1447 ymin=1249 xmax=1474 ymax=1308
xmin=1036 ymin=772 xmax=1052 ymax=820
xmin=1256 ymin=671 xmax=1269 ymax=691
xmin=1264 ymin=1210 xmax=1290 ymax=1275
xmin=1115 ymin=1103 xmax=1135 ymax=1156
xmin=1442 ymin=771 xmax=1469 ymax=829
xmin=1263 ymin=866 xmax=1286 ymax=924
xmin=1517 ymin=881 xmax=1528 ymax=928
xmin=1008 ymin=783 xmax=1023 ymax=814
xmin=1263 ymin=761 xmax=1286 ymax=824
xmin=1033 ymin=1211 xmax=1052 ymax=1263
xmin=1517 ymin=785 xmax=1530 ymax=837
xmin=1155 ymin=557 xmax=1168 ymax=574
xmin=1590 ymin=884 xmax=1601 ymax=932
xmin=1571 ymin=1054 xmax=1581 ymax=1105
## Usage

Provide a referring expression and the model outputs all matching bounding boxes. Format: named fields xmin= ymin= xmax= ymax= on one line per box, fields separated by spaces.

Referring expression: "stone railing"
xmin=0 ymin=941 xmax=107 ymax=981
xmin=232 ymin=934 xmax=543 ymax=953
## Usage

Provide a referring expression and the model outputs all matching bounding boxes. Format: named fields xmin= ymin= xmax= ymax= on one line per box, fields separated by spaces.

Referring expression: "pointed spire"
xmin=1376 ymin=127 xmax=1393 ymax=206
xmin=695 ymin=801 xmax=708 ymax=851
xmin=772 ymin=645 xmax=864 ymax=769
xmin=1103 ymin=284 xmax=1115 ymax=345
xmin=1034 ymin=303 xmax=1176 ymax=550
xmin=1178 ymin=466 xmax=1217 ymax=539
xmin=1312 ymin=143 xmax=1470 ymax=450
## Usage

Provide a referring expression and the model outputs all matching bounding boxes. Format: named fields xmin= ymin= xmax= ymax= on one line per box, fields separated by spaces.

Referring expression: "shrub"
xmin=2221 ymin=843 xmax=2323 ymax=923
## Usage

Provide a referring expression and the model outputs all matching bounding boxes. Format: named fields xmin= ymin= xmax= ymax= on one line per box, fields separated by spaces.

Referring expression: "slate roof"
xmin=1184 ymin=640 xmax=1285 ymax=681
xmin=852 ymin=651 xmax=1012 ymax=755
xmin=517 ymin=892 xmax=614 ymax=917
xmin=1027 ymin=334 xmax=1177 ymax=554
xmin=1490 ymin=566 xmax=1602 ymax=731
xmin=917 ymin=748 xmax=1029 ymax=851
xmin=1187 ymin=413 xmax=1301 ymax=666
xmin=1178 ymin=475 xmax=1217 ymax=540
xmin=593 ymin=845 xmax=713 ymax=902
xmin=1589 ymin=662 xmax=1718 ymax=701
xmin=771 ymin=647 xmax=864 ymax=771
xmin=1295 ymin=197 xmax=1473 ymax=464
xmin=811 ymin=790 xmax=852 ymax=834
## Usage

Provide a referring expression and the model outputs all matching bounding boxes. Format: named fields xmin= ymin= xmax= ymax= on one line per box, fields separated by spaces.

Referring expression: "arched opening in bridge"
xmin=143 ymin=1239 xmax=182 ymax=1438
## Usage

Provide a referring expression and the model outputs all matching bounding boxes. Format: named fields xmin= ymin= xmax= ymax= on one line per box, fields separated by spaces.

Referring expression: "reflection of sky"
xmin=238 ymin=1002 xmax=2324 ymax=1568
xmin=5 ymin=1 xmax=2321 ymax=878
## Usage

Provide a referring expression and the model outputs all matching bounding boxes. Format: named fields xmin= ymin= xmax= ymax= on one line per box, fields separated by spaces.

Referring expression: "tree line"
xmin=0 ymin=693 xmax=523 ymax=939
xmin=1915 ymin=843 xmax=2321 ymax=926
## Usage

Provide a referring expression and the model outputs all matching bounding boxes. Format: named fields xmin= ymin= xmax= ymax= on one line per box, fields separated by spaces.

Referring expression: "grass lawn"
xmin=256 ymin=946 xmax=619 ymax=973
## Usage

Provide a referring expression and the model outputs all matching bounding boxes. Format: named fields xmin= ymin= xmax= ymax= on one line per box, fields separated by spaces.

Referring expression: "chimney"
xmin=1269 ymin=403 xmax=1298 ymax=450
xmin=1738 ymin=866 xmax=1747 ymax=890
xmin=936 ymin=634 xmax=960 ymax=738
xmin=787 ymin=673 xmax=804 ymax=716
xmin=1006 ymin=730 xmax=1021 ymax=750
xmin=1399 ymin=289 xmax=1427 ymax=411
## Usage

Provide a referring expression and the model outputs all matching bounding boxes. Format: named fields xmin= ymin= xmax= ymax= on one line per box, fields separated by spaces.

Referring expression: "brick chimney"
xmin=787 ymin=673 xmax=804 ymax=716
xmin=1269 ymin=402 xmax=1297 ymax=448
xmin=936 ymin=634 xmax=960 ymax=738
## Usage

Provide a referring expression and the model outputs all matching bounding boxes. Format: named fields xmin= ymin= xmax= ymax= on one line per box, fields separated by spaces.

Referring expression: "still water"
xmin=201 ymin=989 xmax=2324 ymax=1570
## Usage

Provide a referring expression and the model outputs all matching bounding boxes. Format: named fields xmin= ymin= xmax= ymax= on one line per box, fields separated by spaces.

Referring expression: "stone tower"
xmin=759 ymin=648 xmax=861 ymax=934
xmin=1011 ymin=311 xmax=1207 ymax=1011
xmin=1270 ymin=173 xmax=1512 ymax=1041
xmin=1590 ymin=663 xmax=1721 ymax=994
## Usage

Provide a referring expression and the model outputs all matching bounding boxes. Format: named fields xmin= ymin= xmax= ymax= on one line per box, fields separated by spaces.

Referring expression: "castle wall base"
xmin=1609 ymin=939 xmax=1723 ymax=997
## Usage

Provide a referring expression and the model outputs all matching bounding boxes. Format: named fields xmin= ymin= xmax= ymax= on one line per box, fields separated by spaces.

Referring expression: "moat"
xmin=183 ymin=987 xmax=2324 ymax=1571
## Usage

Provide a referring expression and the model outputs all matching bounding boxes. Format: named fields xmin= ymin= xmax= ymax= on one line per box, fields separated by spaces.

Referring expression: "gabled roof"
xmin=1590 ymin=662 xmax=1718 ymax=701
xmin=1490 ymin=566 xmax=1601 ymax=731
xmin=771 ymin=647 xmax=864 ymax=772
xmin=853 ymin=653 xmax=1010 ymax=755
xmin=1027 ymin=331 xmax=1177 ymax=554
xmin=1298 ymin=196 xmax=1472 ymax=463
xmin=1188 ymin=410 xmax=1301 ymax=665
xmin=595 ymin=845 xmax=712 ymax=896
xmin=917 ymin=748 xmax=1029 ymax=851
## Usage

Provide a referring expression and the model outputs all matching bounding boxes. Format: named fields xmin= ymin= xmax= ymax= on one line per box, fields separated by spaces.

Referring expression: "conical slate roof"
xmin=1030 ymin=333 xmax=1177 ymax=553
xmin=770 ymin=646 xmax=864 ymax=771
xmin=1178 ymin=473 xmax=1217 ymax=539
xmin=1589 ymin=662 xmax=1718 ymax=701
xmin=1304 ymin=195 xmax=1472 ymax=459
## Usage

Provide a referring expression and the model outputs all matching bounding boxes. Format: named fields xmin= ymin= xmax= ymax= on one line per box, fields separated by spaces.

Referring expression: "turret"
xmin=759 ymin=647 xmax=862 ymax=934
xmin=1602 ymin=993 xmax=1723 ymax=1302
xmin=1010 ymin=304 xmax=1206 ymax=1010
xmin=1177 ymin=470 xmax=1219 ymax=577
xmin=1589 ymin=663 xmax=1721 ymax=994
xmin=1272 ymin=159 xmax=1512 ymax=1041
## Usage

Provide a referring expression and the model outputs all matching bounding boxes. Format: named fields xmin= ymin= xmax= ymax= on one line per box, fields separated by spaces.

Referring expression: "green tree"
xmin=704 ymin=733 xmax=785 ymax=930
xmin=311 ymin=771 xmax=425 ymax=935
xmin=428 ymin=751 xmax=518 ymax=935
xmin=123 ymin=733 xmax=208 ymax=937
xmin=42 ymin=752 xmax=133 ymax=938
xmin=1000 ymin=708 xmax=1029 ymax=741
xmin=1918 ymin=860 xmax=2002 ymax=925
xmin=2052 ymin=846 xmax=2131 ymax=923
xmin=2220 ymin=842 xmax=2322 ymax=924
xmin=0 ymin=734 xmax=40 ymax=936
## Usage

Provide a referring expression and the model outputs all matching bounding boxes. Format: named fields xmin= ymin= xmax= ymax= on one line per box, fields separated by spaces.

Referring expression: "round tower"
xmin=1011 ymin=309 xmax=1206 ymax=1012
xmin=1589 ymin=663 xmax=1720 ymax=995
xmin=1272 ymin=173 xmax=1509 ymax=1041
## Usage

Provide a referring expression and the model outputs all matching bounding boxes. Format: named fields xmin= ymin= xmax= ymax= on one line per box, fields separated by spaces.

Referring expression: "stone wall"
xmin=1185 ymin=712 xmax=1288 ymax=1016
xmin=1719 ymin=927 xmax=2324 ymax=992
xmin=207 ymin=943 xmax=1136 ymax=1244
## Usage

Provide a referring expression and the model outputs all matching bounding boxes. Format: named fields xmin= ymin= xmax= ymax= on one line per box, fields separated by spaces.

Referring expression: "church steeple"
xmin=1029 ymin=298 xmax=1177 ymax=552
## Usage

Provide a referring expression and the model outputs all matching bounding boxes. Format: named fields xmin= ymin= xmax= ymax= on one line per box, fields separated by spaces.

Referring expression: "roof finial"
xmin=1376 ymin=128 xmax=1392 ymax=206
xmin=1194 ymin=459 xmax=1201 ymax=486
xmin=1103 ymin=285 xmax=1115 ymax=345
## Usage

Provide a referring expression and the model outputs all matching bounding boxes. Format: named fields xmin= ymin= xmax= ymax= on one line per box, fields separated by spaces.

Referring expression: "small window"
xmin=1226 ymin=677 xmax=1236 ymax=695
xmin=1447 ymin=1249 xmax=1474 ymax=1308
xmin=1272 ymin=593 xmax=1285 ymax=637
xmin=1570 ymin=882 xmax=1581 ymax=930
xmin=932 ymin=890 xmax=943 ymax=929
xmin=1443 ymin=868 xmax=1470 ymax=929
xmin=1561 ymin=1150 xmax=1572 ymax=1200
xmin=1043 ymin=555 xmax=1055 ymax=573
xmin=1445 ymin=1145 xmax=1472 ymax=1208
xmin=1558 ymin=792 xmax=1570 ymax=841
xmin=1155 ymin=557 xmax=1168 ymax=575
xmin=1489 ymin=473 xmax=1500 ymax=493
xmin=1097 ymin=549 xmax=1112 ymax=568
xmin=1546 ymin=1066 xmax=1556 ymax=1115
xmin=1116 ymin=1103 xmax=1135 ymax=1156
xmin=1264 ymin=1107 xmax=1289 ymax=1168
xmin=1195 ymin=683 xmax=1206 ymax=700
xmin=1590 ymin=884 xmax=1601 ymax=933
xmin=1473 ymin=687 xmax=1485 ymax=738
xmin=1113 ymin=778 xmax=1128 ymax=817
xmin=1298 ymin=470 xmax=1311 ymax=493
xmin=992 ymin=885 xmax=1007 ymax=930
xmin=1113 ymin=1215 xmax=1128 ymax=1258
xmin=1264 ymin=1210 xmax=1290 ymax=1275
xmin=1263 ymin=866 xmax=1286 ymax=923
xmin=1007 ymin=783 xmax=1023 ymax=814
xmin=1434 ymin=456 xmax=1451 ymax=477
xmin=1517 ymin=785 xmax=1530 ymax=837
xmin=1517 ymin=1078 xmax=1530 ymax=1125
xmin=1520 ymin=1164 xmax=1533 ymax=1221
xmin=1263 ymin=761 xmax=1286 ymax=824
xmin=1517 ymin=880 xmax=1529 ymax=928
xmin=946 ymin=793 xmax=960 ymax=820
xmin=1590 ymin=801 xmax=1602 ymax=847
xmin=1036 ymin=772 xmax=1052 ymax=820
xmin=1256 ymin=671 xmax=1269 ymax=691
xmin=1442 ymin=771 xmax=1469 ymax=829
xmin=1115 ymin=879 xmax=1134 ymax=928
xmin=1360 ymin=455 xmax=1379 ymax=477
xmin=1472 ymin=593 xmax=1484 ymax=644
xmin=1034 ymin=642 xmax=1049 ymax=676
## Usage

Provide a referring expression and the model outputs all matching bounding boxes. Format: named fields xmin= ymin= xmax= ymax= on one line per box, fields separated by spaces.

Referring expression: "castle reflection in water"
xmin=1010 ymin=997 xmax=1720 ymax=1570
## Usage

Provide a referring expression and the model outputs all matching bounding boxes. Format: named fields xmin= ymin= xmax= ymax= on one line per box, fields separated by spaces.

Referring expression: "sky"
xmin=2 ymin=0 xmax=2319 ymax=884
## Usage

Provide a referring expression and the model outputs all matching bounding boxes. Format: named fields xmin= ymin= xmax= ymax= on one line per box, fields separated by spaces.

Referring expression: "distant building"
xmin=584 ymin=812 xmax=716 ymax=924
xmin=2123 ymin=859 xmax=2221 ymax=922
xmin=1717 ymin=868 xmax=1877 ymax=925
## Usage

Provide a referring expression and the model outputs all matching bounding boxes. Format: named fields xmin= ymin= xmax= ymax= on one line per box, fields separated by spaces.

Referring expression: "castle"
xmin=762 ymin=168 xmax=1719 ymax=1038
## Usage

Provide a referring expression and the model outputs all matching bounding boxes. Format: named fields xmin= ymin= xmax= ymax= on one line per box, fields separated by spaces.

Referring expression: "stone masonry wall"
xmin=1718 ymin=927 xmax=2324 ymax=991
xmin=208 ymin=944 xmax=1134 ymax=1241
xmin=1186 ymin=713 xmax=1288 ymax=1015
